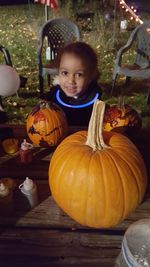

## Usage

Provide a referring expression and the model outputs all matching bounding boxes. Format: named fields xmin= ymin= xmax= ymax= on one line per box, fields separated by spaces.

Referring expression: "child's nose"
xmin=68 ymin=74 xmax=76 ymax=84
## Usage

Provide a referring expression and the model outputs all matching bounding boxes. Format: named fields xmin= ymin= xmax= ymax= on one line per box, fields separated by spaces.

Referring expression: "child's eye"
xmin=60 ymin=71 xmax=68 ymax=76
xmin=75 ymin=72 xmax=84 ymax=78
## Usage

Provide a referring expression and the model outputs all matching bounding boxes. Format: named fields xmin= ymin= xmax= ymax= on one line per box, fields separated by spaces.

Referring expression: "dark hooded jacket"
xmin=43 ymin=84 xmax=101 ymax=126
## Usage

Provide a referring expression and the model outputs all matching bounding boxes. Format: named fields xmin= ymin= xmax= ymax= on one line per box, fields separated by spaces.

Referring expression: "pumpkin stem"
xmin=40 ymin=100 xmax=54 ymax=110
xmin=86 ymin=100 xmax=109 ymax=151
xmin=40 ymin=100 xmax=48 ymax=109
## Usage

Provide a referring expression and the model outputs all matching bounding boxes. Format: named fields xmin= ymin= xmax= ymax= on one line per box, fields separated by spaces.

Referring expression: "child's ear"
xmin=52 ymin=75 xmax=60 ymax=86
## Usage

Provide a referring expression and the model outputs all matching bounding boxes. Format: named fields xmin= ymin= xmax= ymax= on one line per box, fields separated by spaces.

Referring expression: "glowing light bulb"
xmin=119 ymin=0 xmax=143 ymax=24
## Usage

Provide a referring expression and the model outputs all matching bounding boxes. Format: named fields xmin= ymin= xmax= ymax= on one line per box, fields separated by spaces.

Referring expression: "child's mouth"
xmin=66 ymin=87 xmax=77 ymax=93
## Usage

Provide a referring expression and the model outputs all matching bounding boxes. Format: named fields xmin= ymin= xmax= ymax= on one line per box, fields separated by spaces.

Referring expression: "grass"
xmin=0 ymin=3 xmax=150 ymax=127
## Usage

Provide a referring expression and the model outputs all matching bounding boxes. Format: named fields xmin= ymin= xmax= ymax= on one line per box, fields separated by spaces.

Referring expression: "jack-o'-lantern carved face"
xmin=32 ymin=110 xmax=48 ymax=136
xmin=26 ymin=101 xmax=68 ymax=147
xmin=103 ymin=104 xmax=142 ymax=136
xmin=104 ymin=104 xmax=142 ymax=135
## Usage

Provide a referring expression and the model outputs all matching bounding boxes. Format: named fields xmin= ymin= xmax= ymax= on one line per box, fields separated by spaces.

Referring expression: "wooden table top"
xmin=0 ymin=124 xmax=150 ymax=267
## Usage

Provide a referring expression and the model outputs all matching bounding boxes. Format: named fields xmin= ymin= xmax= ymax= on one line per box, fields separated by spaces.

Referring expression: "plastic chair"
xmin=37 ymin=18 xmax=80 ymax=97
xmin=111 ymin=21 xmax=150 ymax=105
xmin=0 ymin=45 xmax=13 ymax=66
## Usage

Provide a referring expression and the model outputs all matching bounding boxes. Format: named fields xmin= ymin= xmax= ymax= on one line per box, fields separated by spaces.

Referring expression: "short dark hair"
xmin=57 ymin=41 xmax=100 ymax=82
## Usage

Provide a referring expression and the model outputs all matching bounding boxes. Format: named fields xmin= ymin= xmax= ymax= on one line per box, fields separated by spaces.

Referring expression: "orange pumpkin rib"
xmin=97 ymin=149 xmax=125 ymax=226
xmin=47 ymin=109 xmax=59 ymax=143
xmin=106 ymin=132 xmax=135 ymax=149
xmin=50 ymin=142 xmax=81 ymax=196
xmin=84 ymin=152 xmax=105 ymax=226
xmin=110 ymin=138 xmax=147 ymax=202
xmin=103 ymin=148 xmax=140 ymax=219
xmin=115 ymin=149 xmax=147 ymax=186
xmin=85 ymin=152 xmax=107 ymax=227
xmin=64 ymin=147 xmax=106 ymax=227
xmin=69 ymin=149 xmax=92 ymax=224
xmin=51 ymin=146 xmax=89 ymax=215
xmin=105 ymin=133 xmax=147 ymax=198
xmin=49 ymin=145 xmax=72 ymax=198
xmin=112 ymin=146 xmax=145 ymax=176
xmin=39 ymin=109 xmax=48 ymax=141
xmin=47 ymin=110 xmax=58 ymax=144
xmin=67 ymin=131 xmax=87 ymax=145
xmin=83 ymin=154 xmax=95 ymax=226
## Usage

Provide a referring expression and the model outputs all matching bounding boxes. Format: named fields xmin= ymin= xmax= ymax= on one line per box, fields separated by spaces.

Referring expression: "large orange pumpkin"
xmin=49 ymin=100 xmax=147 ymax=228
xmin=26 ymin=101 xmax=68 ymax=147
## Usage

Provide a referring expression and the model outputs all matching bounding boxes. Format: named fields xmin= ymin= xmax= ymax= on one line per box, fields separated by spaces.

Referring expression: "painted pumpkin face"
xmin=103 ymin=104 xmax=142 ymax=135
xmin=26 ymin=101 xmax=68 ymax=147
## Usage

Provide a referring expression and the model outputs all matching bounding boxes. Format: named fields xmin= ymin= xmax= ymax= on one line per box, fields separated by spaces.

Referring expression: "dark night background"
xmin=0 ymin=0 xmax=149 ymax=6
xmin=0 ymin=0 xmax=34 ymax=4
xmin=0 ymin=0 xmax=149 ymax=13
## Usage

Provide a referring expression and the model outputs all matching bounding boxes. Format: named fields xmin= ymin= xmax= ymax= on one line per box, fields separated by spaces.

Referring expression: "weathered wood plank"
xmin=17 ymin=195 xmax=150 ymax=231
xmin=0 ymin=228 xmax=122 ymax=253
xmin=0 ymin=192 xmax=150 ymax=231
xmin=0 ymin=258 xmax=117 ymax=267
xmin=0 ymin=228 xmax=121 ymax=266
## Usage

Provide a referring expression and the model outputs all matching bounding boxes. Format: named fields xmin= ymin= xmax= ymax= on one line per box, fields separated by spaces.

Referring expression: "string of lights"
xmin=119 ymin=0 xmax=143 ymax=24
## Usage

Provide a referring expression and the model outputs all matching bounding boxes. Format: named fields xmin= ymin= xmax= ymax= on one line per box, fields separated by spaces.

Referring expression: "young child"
xmin=44 ymin=41 xmax=101 ymax=126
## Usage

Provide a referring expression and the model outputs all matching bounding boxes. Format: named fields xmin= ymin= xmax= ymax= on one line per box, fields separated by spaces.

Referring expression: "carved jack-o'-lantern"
xmin=103 ymin=104 xmax=142 ymax=135
xmin=26 ymin=101 xmax=68 ymax=147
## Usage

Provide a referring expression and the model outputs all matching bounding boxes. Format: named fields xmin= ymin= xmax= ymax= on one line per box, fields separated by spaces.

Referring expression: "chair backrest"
xmin=0 ymin=45 xmax=12 ymax=66
xmin=135 ymin=21 xmax=150 ymax=68
xmin=38 ymin=18 xmax=80 ymax=61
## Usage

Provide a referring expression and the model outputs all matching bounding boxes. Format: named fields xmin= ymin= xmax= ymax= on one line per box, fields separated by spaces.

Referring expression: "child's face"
xmin=58 ymin=53 xmax=91 ymax=97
